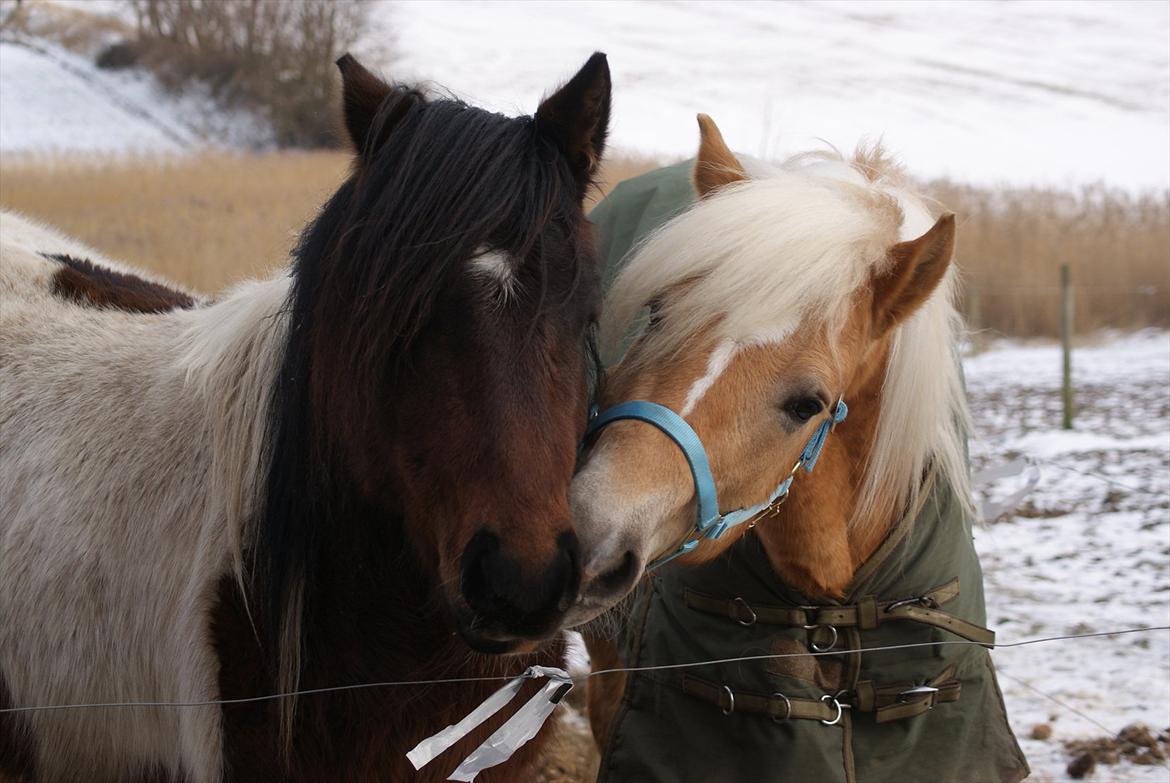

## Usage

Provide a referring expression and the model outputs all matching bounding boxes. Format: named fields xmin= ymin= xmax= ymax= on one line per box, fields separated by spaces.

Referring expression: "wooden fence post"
xmin=1061 ymin=264 xmax=1074 ymax=430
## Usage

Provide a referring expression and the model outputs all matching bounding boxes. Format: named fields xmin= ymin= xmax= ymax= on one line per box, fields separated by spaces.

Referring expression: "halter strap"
xmin=585 ymin=398 xmax=847 ymax=569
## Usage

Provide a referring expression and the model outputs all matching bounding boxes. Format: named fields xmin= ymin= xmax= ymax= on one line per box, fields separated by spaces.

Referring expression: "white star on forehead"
xmin=470 ymin=247 xmax=517 ymax=300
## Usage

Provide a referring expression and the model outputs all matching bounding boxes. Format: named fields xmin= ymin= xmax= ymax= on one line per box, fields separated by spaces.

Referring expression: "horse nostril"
xmin=459 ymin=529 xmax=580 ymax=633
xmin=459 ymin=529 xmax=500 ymax=611
xmin=593 ymin=550 xmax=639 ymax=596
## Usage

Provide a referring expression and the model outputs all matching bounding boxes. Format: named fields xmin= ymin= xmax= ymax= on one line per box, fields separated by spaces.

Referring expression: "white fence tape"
xmin=406 ymin=665 xmax=572 ymax=782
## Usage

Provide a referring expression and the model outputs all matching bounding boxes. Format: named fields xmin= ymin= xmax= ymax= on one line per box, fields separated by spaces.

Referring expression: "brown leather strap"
xmin=683 ymin=577 xmax=995 ymax=646
xmin=853 ymin=664 xmax=962 ymax=723
xmin=681 ymin=675 xmax=843 ymax=723
xmin=684 ymin=664 xmax=961 ymax=726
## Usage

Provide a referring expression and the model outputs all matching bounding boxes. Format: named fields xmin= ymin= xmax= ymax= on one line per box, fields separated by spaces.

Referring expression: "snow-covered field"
xmin=968 ymin=331 xmax=1170 ymax=781
xmin=0 ymin=35 xmax=272 ymax=156
xmin=379 ymin=0 xmax=1170 ymax=190
xmin=4 ymin=1 xmax=1168 ymax=190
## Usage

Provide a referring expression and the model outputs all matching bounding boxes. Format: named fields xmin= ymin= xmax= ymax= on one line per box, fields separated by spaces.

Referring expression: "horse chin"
xmin=449 ymin=606 xmax=556 ymax=656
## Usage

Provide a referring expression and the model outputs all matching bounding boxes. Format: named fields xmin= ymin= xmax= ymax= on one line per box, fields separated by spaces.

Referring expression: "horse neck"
xmin=178 ymin=273 xmax=293 ymax=578
xmin=756 ymin=340 xmax=898 ymax=599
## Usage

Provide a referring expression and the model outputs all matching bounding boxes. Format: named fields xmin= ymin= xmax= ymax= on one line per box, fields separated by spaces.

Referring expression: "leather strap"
xmin=683 ymin=664 xmax=961 ymax=725
xmin=683 ymin=577 xmax=995 ymax=646
xmin=853 ymin=664 xmax=962 ymax=723
xmin=681 ymin=675 xmax=843 ymax=723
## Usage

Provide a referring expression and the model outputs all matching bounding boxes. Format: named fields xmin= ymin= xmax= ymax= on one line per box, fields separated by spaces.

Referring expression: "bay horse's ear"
xmin=693 ymin=114 xmax=747 ymax=199
xmin=870 ymin=213 xmax=956 ymax=336
xmin=336 ymin=53 xmax=420 ymax=156
xmin=536 ymin=52 xmax=611 ymax=188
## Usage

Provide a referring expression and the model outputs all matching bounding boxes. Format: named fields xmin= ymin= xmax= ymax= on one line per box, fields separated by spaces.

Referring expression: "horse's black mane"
xmin=256 ymin=87 xmax=588 ymax=679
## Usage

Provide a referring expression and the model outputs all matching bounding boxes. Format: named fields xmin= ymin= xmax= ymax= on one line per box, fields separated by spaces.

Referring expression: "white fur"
xmin=679 ymin=338 xmax=737 ymax=416
xmin=599 ymin=148 xmax=972 ymax=541
xmin=0 ymin=211 xmax=286 ymax=782
xmin=470 ymin=248 xmax=516 ymax=300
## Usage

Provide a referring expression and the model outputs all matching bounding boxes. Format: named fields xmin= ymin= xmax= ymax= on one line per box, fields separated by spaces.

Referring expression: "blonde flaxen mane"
xmin=601 ymin=145 xmax=973 ymax=545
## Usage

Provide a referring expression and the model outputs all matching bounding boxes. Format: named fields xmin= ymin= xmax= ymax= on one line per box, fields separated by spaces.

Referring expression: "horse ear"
xmin=693 ymin=114 xmax=747 ymax=199
xmin=336 ymin=54 xmax=420 ymax=156
xmin=536 ymin=52 xmax=611 ymax=188
xmin=870 ymin=213 xmax=956 ymax=335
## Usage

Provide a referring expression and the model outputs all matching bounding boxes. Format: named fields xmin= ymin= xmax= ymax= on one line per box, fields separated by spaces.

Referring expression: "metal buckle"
xmin=771 ymin=692 xmax=792 ymax=723
xmin=731 ymin=597 xmax=757 ymax=626
xmin=803 ymin=624 xmax=838 ymax=652
xmin=897 ymin=685 xmax=940 ymax=705
xmin=720 ymin=685 xmax=735 ymax=716
xmin=886 ymin=595 xmax=934 ymax=613
xmin=820 ymin=694 xmax=844 ymax=726
xmin=829 ymin=396 xmax=845 ymax=432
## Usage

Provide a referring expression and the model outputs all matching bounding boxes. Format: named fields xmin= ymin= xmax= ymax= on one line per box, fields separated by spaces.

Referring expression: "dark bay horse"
xmin=0 ymin=52 xmax=610 ymax=781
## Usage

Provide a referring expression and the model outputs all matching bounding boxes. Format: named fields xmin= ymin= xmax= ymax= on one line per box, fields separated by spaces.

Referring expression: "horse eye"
xmin=784 ymin=397 xmax=824 ymax=423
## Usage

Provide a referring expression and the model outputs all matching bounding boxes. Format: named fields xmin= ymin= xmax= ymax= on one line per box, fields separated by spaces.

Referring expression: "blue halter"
xmin=584 ymin=398 xmax=848 ymax=569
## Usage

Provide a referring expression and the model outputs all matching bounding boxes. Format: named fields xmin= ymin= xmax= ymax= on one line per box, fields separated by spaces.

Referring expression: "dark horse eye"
xmin=784 ymin=397 xmax=824 ymax=423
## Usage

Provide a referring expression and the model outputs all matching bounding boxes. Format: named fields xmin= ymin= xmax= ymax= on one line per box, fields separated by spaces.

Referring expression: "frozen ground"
xmin=378 ymin=0 xmax=1170 ymax=191
xmin=4 ymin=2 xmax=1167 ymax=190
xmin=967 ymin=331 xmax=1170 ymax=781
xmin=0 ymin=35 xmax=272 ymax=157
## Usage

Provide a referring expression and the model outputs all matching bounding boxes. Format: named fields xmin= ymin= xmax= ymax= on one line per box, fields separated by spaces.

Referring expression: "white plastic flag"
xmin=406 ymin=665 xmax=573 ymax=782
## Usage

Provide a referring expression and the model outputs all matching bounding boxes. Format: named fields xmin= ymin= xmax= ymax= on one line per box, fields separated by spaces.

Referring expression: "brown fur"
xmin=692 ymin=114 xmax=747 ymax=198
xmin=211 ymin=574 xmax=562 ymax=782
xmin=47 ymin=253 xmax=196 ymax=314
xmin=582 ymin=128 xmax=959 ymax=745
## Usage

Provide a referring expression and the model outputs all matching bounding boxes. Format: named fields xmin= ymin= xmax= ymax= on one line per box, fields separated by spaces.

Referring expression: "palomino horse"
xmin=0 ymin=53 xmax=610 ymax=782
xmin=568 ymin=118 xmax=1026 ymax=781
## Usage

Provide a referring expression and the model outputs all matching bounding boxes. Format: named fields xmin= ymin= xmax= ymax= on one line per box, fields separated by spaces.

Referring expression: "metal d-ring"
xmin=732 ymin=597 xmax=757 ymax=626
xmin=820 ymin=694 xmax=843 ymax=726
xmin=721 ymin=685 xmax=736 ymax=716
xmin=770 ymin=692 xmax=792 ymax=723
xmin=804 ymin=624 xmax=838 ymax=652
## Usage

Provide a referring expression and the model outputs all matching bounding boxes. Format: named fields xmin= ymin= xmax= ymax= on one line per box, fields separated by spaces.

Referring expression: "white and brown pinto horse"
xmin=1 ymin=54 xmax=611 ymax=782
xmin=568 ymin=117 xmax=973 ymax=736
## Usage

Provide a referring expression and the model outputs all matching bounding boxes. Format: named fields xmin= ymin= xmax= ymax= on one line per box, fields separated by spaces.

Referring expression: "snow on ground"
xmin=375 ymin=0 xmax=1170 ymax=191
xmin=967 ymin=331 xmax=1170 ymax=781
xmin=0 ymin=35 xmax=272 ymax=157
xmin=5 ymin=1 xmax=1167 ymax=190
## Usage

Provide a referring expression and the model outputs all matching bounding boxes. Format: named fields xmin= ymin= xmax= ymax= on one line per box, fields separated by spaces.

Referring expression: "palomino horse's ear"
xmin=536 ymin=52 xmax=611 ymax=188
xmin=693 ymin=114 xmax=747 ymax=199
xmin=871 ymin=213 xmax=956 ymax=335
xmin=336 ymin=53 xmax=420 ymax=156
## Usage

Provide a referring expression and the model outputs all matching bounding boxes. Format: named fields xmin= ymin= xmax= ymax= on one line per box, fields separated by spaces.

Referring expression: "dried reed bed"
xmin=0 ymin=152 xmax=350 ymax=292
xmin=1 ymin=152 xmax=1165 ymax=335
xmin=928 ymin=180 xmax=1170 ymax=336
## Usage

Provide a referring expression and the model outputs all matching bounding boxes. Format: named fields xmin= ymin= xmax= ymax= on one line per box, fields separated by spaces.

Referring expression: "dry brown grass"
xmin=1 ymin=152 xmax=1165 ymax=336
xmin=0 ymin=152 xmax=350 ymax=292
xmin=927 ymin=180 xmax=1170 ymax=337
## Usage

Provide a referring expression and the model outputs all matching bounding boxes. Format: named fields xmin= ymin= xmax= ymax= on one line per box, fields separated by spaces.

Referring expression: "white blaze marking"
xmin=680 ymin=339 xmax=738 ymax=416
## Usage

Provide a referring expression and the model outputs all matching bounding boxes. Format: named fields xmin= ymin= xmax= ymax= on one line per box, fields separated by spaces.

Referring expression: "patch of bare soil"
xmin=533 ymin=707 xmax=599 ymax=783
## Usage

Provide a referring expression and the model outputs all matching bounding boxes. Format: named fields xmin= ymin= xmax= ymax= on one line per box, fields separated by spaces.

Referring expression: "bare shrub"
xmin=1 ymin=0 xmax=132 ymax=54
xmin=126 ymin=0 xmax=371 ymax=147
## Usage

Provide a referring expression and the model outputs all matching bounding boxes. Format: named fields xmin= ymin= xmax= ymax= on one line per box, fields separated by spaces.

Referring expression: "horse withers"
xmin=1 ymin=53 xmax=610 ymax=782
xmin=568 ymin=117 xmax=1027 ymax=782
